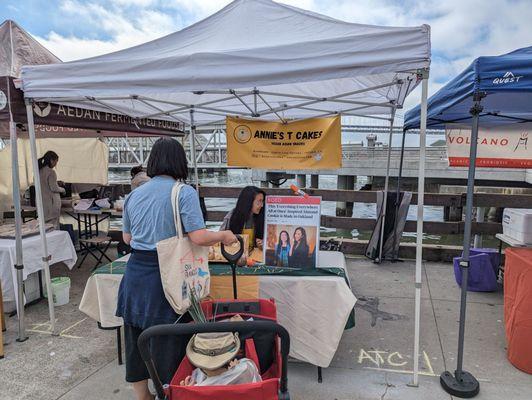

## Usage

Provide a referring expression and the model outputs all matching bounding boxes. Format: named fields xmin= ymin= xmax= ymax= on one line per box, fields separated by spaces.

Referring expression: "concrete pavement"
xmin=1 ymin=255 xmax=531 ymax=399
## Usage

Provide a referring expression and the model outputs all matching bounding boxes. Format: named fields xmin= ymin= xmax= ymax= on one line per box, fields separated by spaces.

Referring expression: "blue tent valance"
xmin=404 ymin=46 xmax=532 ymax=130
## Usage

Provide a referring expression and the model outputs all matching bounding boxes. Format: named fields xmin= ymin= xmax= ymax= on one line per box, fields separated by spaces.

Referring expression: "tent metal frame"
xmin=18 ymin=68 xmax=429 ymax=382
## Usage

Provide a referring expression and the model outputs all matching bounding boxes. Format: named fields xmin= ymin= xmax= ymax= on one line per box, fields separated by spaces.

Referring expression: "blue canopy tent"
xmin=403 ymin=46 xmax=532 ymax=398
xmin=405 ymin=46 xmax=532 ymax=129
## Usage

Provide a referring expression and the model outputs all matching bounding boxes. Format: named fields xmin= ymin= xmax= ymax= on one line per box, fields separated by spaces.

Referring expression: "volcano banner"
xmin=446 ymin=124 xmax=532 ymax=168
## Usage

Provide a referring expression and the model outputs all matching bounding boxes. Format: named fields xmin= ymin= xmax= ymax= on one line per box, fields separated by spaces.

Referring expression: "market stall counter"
xmin=1 ymin=230 xmax=77 ymax=312
xmin=79 ymin=251 xmax=356 ymax=368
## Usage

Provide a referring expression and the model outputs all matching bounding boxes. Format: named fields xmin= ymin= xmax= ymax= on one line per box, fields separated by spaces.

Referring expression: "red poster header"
xmin=266 ymin=195 xmax=321 ymax=205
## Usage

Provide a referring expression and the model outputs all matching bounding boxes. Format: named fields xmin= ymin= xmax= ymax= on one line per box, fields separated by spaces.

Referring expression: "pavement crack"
xmin=380 ymin=373 xmax=395 ymax=400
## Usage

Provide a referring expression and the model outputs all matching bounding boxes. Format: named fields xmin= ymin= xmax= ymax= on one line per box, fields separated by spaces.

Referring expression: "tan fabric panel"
xmin=0 ymin=137 xmax=108 ymax=210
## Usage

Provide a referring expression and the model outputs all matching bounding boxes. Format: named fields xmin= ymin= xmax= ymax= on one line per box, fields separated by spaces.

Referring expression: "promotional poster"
xmin=264 ymin=196 xmax=321 ymax=269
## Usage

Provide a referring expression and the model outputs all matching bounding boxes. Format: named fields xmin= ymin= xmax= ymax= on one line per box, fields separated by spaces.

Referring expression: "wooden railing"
xmin=199 ymin=186 xmax=532 ymax=236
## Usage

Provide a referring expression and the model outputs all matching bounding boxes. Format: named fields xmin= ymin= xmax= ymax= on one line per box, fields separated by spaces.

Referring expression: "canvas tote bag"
xmin=156 ymin=182 xmax=210 ymax=314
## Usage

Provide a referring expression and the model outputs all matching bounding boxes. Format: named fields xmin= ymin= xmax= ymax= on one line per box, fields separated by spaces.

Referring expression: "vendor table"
xmin=0 ymin=230 xmax=77 ymax=311
xmin=495 ymin=233 xmax=532 ymax=281
xmin=64 ymin=209 xmax=111 ymax=240
xmin=504 ymin=248 xmax=532 ymax=374
xmin=80 ymin=251 xmax=356 ymax=368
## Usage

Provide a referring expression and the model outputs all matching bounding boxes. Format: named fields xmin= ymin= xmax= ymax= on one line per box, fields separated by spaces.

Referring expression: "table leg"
xmin=38 ymin=270 xmax=44 ymax=299
xmin=76 ymin=214 xmax=82 ymax=241
xmin=498 ymin=240 xmax=504 ymax=283
xmin=0 ymin=279 xmax=5 ymax=333
xmin=1 ymin=279 xmax=5 ymax=358
xmin=317 ymin=366 xmax=322 ymax=383
xmin=88 ymin=214 xmax=93 ymax=238
xmin=117 ymin=326 xmax=123 ymax=365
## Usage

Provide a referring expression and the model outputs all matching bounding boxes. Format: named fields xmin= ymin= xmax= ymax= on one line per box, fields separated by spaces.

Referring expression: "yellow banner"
xmin=226 ymin=115 xmax=341 ymax=169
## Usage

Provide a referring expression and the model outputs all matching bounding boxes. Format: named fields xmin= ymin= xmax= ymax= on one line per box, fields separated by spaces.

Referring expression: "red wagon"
xmin=138 ymin=299 xmax=290 ymax=400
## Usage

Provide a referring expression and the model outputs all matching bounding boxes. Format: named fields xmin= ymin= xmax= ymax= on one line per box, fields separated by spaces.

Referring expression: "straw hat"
xmin=186 ymin=332 xmax=240 ymax=371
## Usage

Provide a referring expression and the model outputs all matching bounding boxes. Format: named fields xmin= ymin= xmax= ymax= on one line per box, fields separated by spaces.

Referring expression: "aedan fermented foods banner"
xmin=446 ymin=124 xmax=532 ymax=168
xmin=226 ymin=115 xmax=341 ymax=169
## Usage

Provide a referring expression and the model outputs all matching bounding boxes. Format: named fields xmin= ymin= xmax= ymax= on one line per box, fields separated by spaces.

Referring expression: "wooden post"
xmin=310 ymin=175 xmax=319 ymax=188
xmin=336 ymin=175 xmax=347 ymax=216
xmin=345 ymin=175 xmax=356 ymax=217
xmin=296 ymin=174 xmax=307 ymax=188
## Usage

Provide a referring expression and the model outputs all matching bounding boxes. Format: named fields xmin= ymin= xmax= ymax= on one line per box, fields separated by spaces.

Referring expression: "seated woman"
xmin=220 ymin=186 xmax=265 ymax=252
xmin=180 ymin=331 xmax=261 ymax=386
xmin=274 ymin=230 xmax=291 ymax=267
xmin=289 ymin=227 xmax=310 ymax=268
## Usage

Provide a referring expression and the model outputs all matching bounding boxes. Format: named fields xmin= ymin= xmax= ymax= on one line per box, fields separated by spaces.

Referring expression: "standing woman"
xmin=289 ymin=227 xmax=310 ymax=268
xmin=220 ymin=186 xmax=265 ymax=252
xmin=274 ymin=230 xmax=291 ymax=267
xmin=38 ymin=151 xmax=65 ymax=229
xmin=116 ymin=138 xmax=237 ymax=400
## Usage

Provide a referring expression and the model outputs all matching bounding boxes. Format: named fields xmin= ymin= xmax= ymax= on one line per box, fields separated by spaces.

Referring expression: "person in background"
xmin=38 ymin=151 xmax=65 ymax=229
xmin=116 ymin=138 xmax=237 ymax=400
xmin=130 ymin=165 xmax=150 ymax=190
xmin=289 ymin=227 xmax=310 ymax=268
xmin=274 ymin=230 xmax=291 ymax=267
xmin=220 ymin=186 xmax=265 ymax=252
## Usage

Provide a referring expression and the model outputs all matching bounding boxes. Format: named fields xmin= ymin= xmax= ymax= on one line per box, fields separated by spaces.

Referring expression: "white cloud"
xmin=35 ymin=0 xmax=182 ymax=61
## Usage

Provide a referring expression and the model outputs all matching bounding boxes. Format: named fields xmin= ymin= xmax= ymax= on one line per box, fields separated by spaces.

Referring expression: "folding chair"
xmin=78 ymin=236 xmax=112 ymax=270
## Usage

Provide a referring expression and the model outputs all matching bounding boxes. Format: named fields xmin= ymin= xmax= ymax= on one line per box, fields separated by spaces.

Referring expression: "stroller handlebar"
xmin=138 ymin=321 xmax=290 ymax=399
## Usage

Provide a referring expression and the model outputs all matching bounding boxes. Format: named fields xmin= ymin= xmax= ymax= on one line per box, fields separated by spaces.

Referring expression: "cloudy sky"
xmin=2 ymin=0 xmax=532 ymax=118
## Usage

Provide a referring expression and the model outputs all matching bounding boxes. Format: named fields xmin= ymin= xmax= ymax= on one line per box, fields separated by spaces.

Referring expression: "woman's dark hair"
xmin=146 ymin=138 xmax=188 ymax=180
xmin=294 ymin=227 xmax=308 ymax=246
xmin=130 ymin=165 xmax=144 ymax=177
xmin=276 ymin=230 xmax=290 ymax=251
xmin=229 ymin=186 xmax=266 ymax=239
xmin=38 ymin=151 xmax=59 ymax=170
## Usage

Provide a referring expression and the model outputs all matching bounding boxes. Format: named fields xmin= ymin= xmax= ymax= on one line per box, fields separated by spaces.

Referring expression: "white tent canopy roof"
xmin=21 ymin=0 xmax=430 ymax=124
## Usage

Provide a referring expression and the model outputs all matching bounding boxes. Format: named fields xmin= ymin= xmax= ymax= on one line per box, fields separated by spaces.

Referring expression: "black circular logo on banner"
xmin=234 ymin=125 xmax=252 ymax=144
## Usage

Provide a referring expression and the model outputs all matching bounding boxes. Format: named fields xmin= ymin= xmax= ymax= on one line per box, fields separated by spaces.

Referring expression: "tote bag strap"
xmin=171 ymin=182 xmax=185 ymax=239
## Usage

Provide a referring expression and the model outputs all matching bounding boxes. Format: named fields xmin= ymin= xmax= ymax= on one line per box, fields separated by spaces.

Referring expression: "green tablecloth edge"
xmin=92 ymin=261 xmax=355 ymax=329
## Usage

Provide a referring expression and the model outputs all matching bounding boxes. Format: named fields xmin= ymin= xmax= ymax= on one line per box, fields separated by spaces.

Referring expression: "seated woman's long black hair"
xmin=38 ymin=151 xmax=59 ymax=170
xmin=229 ymin=186 xmax=266 ymax=239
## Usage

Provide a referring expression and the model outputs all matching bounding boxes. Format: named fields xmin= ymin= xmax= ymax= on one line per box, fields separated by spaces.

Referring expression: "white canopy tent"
xmin=20 ymin=0 xmax=431 ymax=385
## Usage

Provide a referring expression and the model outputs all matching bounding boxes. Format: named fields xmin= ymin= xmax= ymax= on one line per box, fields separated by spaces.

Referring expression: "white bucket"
xmin=43 ymin=277 xmax=71 ymax=306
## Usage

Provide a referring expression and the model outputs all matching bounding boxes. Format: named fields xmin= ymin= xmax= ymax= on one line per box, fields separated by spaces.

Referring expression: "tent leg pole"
xmin=377 ymin=111 xmax=396 ymax=262
xmin=189 ymin=109 xmax=199 ymax=189
xmin=411 ymin=73 xmax=428 ymax=388
xmin=25 ymin=99 xmax=56 ymax=335
xmin=10 ymin=120 xmax=28 ymax=342
xmin=392 ymin=128 xmax=408 ymax=260
xmin=440 ymin=94 xmax=483 ymax=398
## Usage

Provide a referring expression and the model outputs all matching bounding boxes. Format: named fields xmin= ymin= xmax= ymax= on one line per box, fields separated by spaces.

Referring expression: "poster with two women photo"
xmin=264 ymin=196 xmax=321 ymax=269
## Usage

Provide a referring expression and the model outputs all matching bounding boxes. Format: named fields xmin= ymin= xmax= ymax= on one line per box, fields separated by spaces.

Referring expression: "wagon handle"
xmin=221 ymin=235 xmax=245 ymax=299
xmin=220 ymin=234 xmax=244 ymax=264
xmin=138 ymin=321 xmax=290 ymax=399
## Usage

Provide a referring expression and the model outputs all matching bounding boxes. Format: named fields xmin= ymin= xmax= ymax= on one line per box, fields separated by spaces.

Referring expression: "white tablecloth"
xmin=0 ymin=230 xmax=77 ymax=307
xmin=80 ymin=251 xmax=356 ymax=367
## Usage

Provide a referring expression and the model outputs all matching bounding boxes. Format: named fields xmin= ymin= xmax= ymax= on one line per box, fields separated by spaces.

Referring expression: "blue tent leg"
xmin=440 ymin=93 xmax=484 ymax=398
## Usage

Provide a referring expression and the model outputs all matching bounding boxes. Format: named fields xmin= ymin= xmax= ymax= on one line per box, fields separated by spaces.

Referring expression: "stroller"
xmin=138 ymin=237 xmax=291 ymax=400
